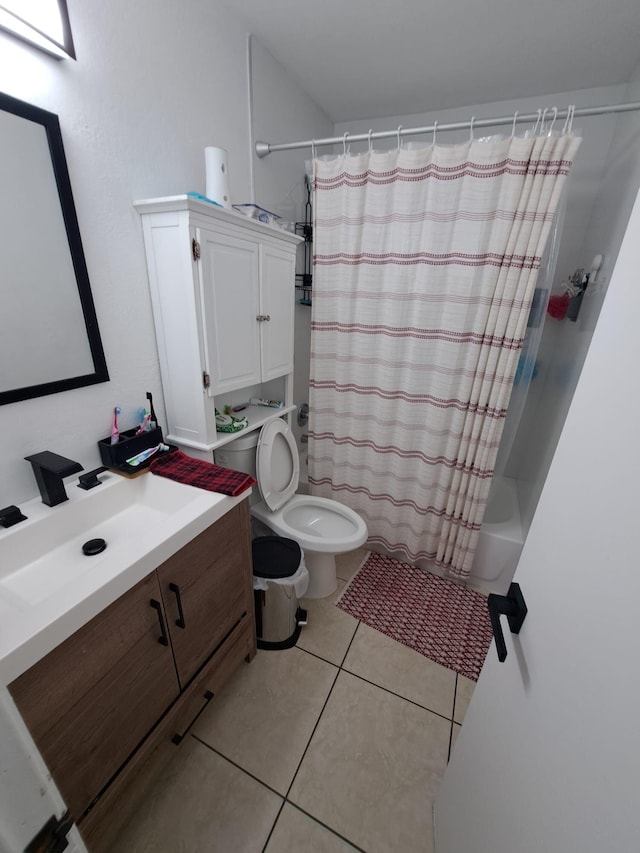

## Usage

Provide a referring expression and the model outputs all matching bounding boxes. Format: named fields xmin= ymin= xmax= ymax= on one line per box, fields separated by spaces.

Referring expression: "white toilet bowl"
xmin=252 ymin=493 xmax=367 ymax=597
xmin=215 ymin=420 xmax=368 ymax=598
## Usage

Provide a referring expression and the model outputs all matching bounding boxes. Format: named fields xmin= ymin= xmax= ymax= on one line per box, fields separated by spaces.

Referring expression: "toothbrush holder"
xmin=98 ymin=425 xmax=164 ymax=470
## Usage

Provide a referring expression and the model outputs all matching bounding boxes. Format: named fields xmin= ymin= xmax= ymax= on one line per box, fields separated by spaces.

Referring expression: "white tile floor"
xmin=113 ymin=549 xmax=475 ymax=853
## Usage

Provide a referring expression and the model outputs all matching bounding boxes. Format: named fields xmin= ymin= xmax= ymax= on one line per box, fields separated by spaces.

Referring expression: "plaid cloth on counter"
xmin=150 ymin=450 xmax=256 ymax=497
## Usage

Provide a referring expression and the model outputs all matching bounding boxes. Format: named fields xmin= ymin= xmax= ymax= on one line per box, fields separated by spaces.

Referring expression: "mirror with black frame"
xmin=0 ymin=92 xmax=108 ymax=405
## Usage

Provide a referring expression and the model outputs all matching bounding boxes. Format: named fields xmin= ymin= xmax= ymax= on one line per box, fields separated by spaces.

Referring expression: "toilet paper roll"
xmin=205 ymin=146 xmax=231 ymax=208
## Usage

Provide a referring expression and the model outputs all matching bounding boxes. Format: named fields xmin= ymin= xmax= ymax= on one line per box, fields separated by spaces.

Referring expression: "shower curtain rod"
xmin=254 ymin=101 xmax=640 ymax=158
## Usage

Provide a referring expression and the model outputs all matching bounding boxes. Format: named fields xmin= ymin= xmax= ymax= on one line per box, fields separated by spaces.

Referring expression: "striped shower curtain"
xmin=308 ymin=131 xmax=581 ymax=580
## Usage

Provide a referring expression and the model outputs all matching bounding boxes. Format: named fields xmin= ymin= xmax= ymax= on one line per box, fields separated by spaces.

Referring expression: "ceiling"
xmin=225 ymin=0 xmax=640 ymax=123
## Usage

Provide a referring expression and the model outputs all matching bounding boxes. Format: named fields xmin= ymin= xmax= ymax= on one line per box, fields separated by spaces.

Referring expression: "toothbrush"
xmin=146 ymin=392 xmax=159 ymax=428
xmin=110 ymin=407 xmax=121 ymax=445
xmin=135 ymin=412 xmax=151 ymax=435
xmin=126 ymin=443 xmax=170 ymax=467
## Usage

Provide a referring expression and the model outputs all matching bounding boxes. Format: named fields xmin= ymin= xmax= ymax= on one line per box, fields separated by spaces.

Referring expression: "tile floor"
xmin=113 ymin=549 xmax=475 ymax=853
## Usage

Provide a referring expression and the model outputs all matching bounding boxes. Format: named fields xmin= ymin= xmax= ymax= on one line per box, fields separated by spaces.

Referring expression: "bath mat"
xmin=336 ymin=552 xmax=493 ymax=681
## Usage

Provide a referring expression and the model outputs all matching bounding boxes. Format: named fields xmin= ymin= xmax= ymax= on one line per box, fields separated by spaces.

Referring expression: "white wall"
xmin=249 ymin=38 xmax=333 ymax=468
xmin=0 ymin=1 xmax=329 ymax=506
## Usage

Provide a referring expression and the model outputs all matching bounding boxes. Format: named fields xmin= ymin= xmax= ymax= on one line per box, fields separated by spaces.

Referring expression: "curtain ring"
xmin=368 ymin=128 xmax=373 ymax=153
xmin=562 ymin=105 xmax=575 ymax=135
xmin=533 ymin=109 xmax=542 ymax=135
xmin=343 ymin=131 xmax=349 ymax=156
xmin=548 ymin=107 xmax=558 ymax=134
xmin=540 ymin=107 xmax=549 ymax=134
xmin=469 ymin=116 xmax=475 ymax=143
xmin=432 ymin=121 xmax=438 ymax=147
xmin=396 ymin=125 xmax=403 ymax=150
xmin=511 ymin=111 xmax=519 ymax=137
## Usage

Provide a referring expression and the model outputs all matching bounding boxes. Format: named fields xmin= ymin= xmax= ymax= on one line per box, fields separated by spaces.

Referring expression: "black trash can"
xmin=252 ymin=536 xmax=308 ymax=650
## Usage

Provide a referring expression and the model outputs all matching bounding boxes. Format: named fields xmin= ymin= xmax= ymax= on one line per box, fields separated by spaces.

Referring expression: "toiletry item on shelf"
xmin=187 ymin=191 xmax=222 ymax=207
xmin=250 ymin=397 xmax=283 ymax=409
xmin=111 ymin=407 xmax=121 ymax=445
xmin=231 ymin=403 xmax=248 ymax=412
xmin=547 ymin=292 xmax=570 ymax=320
xmin=126 ymin=443 xmax=170 ymax=467
xmin=232 ymin=204 xmax=281 ymax=226
xmin=215 ymin=409 xmax=249 ymax=433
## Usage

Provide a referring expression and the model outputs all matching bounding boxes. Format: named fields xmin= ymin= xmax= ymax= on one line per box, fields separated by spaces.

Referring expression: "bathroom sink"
xmin=0 ymin=472 xmax=218 ymax=605
xmin=0 ymin=470 xmax=246 ymax=682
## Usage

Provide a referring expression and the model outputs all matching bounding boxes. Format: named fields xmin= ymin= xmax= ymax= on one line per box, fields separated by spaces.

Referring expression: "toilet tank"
xmin=215 ymin=431 xmax=268 ymax=521
xmin=215 ymin=430 xmax=259 ymax=482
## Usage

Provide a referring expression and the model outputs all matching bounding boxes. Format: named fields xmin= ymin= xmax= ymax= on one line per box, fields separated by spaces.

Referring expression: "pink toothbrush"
xmin=135 ymin=412 xmax=151 ymax=435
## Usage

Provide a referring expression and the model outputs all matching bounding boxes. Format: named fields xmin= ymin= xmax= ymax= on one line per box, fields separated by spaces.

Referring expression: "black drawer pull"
xmin=169 ymin=582 xmax=186 ymax=629
xmin=171 ymin=690 xmax=214 ymax=745
xmin=150 ymin=599 xmax=169 ymax=646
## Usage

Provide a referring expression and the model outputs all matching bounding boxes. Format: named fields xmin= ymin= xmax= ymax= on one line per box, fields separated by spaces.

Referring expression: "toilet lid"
xmin=256 ymin=419 xmax=299 ymax=512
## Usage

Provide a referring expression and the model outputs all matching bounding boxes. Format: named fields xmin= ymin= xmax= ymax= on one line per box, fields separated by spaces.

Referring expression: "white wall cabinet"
xmin=135 ymin=196 xmax=301 ymax=453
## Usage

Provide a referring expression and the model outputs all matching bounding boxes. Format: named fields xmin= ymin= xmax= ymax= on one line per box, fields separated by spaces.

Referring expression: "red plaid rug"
xmin=150 ymin=450 xmax=256 ymax=497
xmin=336 ymin=552 xmax=493 ymax=681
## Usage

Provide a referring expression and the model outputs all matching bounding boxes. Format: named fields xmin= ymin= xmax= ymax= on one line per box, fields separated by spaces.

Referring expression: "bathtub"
xmin=469 ymin=476 xmax=524 ymax=595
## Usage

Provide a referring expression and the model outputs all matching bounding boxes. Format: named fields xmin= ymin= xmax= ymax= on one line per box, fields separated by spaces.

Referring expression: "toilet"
xmin=215 ymin=420 xmax=368 ymax=598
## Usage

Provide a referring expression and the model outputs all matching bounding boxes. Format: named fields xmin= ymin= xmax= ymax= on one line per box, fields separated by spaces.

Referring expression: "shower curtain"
xmin=308 ymin=130 xmax=581 ymax=580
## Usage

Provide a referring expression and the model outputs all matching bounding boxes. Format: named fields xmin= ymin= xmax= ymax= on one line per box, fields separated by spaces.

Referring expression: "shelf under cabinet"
xmin=166 ymin=403 xmax=296 ymax=453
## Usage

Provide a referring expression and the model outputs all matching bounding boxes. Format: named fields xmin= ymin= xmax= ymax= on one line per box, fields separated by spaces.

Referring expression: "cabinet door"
xmin=260 ymin=243 xmax=295 ymax=381
xmin=157 ymin=502 xmax=252 ymax=688
xmin=198 ymin=227 xmax=262 ymax=394
xmin=9 ymin=573 xmax=179 ymax=821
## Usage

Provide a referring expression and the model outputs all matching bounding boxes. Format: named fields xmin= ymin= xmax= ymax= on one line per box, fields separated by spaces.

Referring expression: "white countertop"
xmin=0 ymin=471 xmax=249 ymax=684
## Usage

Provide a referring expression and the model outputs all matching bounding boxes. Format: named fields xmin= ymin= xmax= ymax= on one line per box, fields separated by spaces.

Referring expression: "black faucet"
xmin=24 ymin=451 xmax=84 ymax=507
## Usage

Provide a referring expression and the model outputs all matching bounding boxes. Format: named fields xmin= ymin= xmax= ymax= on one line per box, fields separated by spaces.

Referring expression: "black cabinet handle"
xmin=171 ymin=690 xmax=214 ymax=745
xmin=150 ymin=599 xmax=169 ymax=646
xmin=169 ymin=583 xmax=186 ymax=629
xmin=487 ymin=582 xmax=528 ymax=662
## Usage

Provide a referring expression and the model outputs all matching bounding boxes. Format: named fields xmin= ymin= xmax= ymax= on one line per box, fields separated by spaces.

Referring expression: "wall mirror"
xmin=0 ymin=91 xmax=108 ymax=405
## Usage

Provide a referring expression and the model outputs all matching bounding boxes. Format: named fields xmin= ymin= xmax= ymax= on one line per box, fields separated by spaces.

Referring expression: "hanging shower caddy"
xmin=295 ymin=174 xmax=313 ymax=306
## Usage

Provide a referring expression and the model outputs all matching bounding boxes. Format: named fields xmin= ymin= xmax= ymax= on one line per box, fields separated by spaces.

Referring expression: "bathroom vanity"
xmin=134 ymin=196 xmax=303 ymax=456
xmin=0 ymin=473 xmax=255 ymax=852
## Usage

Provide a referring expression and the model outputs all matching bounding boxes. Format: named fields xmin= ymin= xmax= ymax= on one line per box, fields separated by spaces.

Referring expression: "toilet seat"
xmin=250 ymin=419 xmax=368 ymax=598
xmin=256 ymin=419 xmax=300 ymax=511
xmin=251 ymin=493 xmax=368 ymax=554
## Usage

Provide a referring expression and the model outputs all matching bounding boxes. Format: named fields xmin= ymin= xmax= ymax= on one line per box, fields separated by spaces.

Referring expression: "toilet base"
xmin=304 ymin=551 xmax=337 ymax=599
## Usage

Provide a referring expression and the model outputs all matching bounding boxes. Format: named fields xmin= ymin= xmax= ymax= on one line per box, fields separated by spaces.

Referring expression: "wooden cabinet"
xmin=9 ymin=572 xmax=179 ymax=821
xmin=157 ymin=503 xmax=252 ymax=688
xmin=8 ymin=501 xmax=256 ymax=833
xmin=135 ymin=195 xmax=302 ymax=453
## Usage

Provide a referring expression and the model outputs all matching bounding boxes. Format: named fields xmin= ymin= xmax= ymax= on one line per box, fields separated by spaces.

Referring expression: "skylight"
xmin=0 ymin=1 xmax=75 ymax=59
